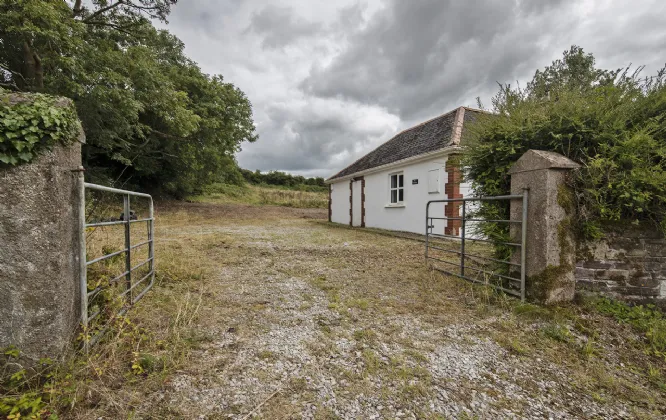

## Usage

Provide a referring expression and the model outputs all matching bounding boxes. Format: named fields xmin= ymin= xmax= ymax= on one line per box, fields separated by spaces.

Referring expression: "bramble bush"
xmin=463 ymin=46 xmax=666 ymax=251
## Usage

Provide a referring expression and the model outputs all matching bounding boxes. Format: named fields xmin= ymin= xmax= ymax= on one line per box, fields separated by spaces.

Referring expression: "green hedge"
xmin=463 ymin=47 xmax=666 ymax=247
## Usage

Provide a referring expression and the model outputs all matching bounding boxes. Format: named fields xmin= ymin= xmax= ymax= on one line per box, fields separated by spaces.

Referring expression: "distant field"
xmin=190 ymin=183 xmax=328 ymax=208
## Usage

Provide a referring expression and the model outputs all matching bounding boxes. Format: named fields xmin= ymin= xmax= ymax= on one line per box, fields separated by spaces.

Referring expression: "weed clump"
xmin=594 ymin=297 xmax=666 ymax=356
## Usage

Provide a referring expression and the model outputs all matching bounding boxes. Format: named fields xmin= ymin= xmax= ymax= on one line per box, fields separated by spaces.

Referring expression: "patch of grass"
xmin=403 ymin=348 xmax=429 ymax=363
xmin=257 ymin=350 xmax=276 ymax=361
xmin=400 ymin=381 xmax=430 ymax=400
xmin=192 ymin=183 xmax=328 ymax=208
xmin=353 ymin=329 xmax=377 ymax=343
xmin=362 ymin=350 xmax=381 ymax=375
xmin=542 ymin=324 xmax=573 ymax=343
xmin=591 ymin=391 xmax=607 ymax=404
xmin=498 ymin=337 xmax=530 ymax=356
xmin=514 ymin=303 xmax=555 ymax=321
xmin=647 ymin=365 xmax=666 ymax=390
xmin=593 ymin=297 xmax=666 ymax=355
xmin=346 ymin=298 xmax=370 ymax=311
xmin=579 ymin=339 xmax=598 ymax=360
xmin=288 ymin=377 xmax=308 ymax=393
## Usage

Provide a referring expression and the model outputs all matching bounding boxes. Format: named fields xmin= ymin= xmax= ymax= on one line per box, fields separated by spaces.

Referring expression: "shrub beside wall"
xmin=463 ymin=46 xmax=666 ymax=268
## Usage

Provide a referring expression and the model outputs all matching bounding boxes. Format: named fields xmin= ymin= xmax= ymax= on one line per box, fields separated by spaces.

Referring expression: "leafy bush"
xmin=463 ymin=46 xmax=666 ymax=247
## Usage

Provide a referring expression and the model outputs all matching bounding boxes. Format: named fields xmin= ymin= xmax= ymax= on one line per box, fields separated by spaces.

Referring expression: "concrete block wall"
xmin=576 ymin=227 xmax=666 ymax=299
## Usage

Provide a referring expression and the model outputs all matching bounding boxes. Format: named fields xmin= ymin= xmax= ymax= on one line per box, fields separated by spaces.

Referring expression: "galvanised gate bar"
xmin=78 ymin=179 xmax=155 ymax=346
xmin=425 ymin=191 xmax=528 ymax=301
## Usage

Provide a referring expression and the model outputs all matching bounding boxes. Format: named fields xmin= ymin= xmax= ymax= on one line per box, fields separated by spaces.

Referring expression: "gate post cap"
xmin=508 ymin=150 xmax=581 ymax=175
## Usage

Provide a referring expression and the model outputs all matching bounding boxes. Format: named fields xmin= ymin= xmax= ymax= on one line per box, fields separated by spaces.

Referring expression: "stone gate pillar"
xmin=0 ymin=95 xmax=85 ymax=364
xmin=508 ymin=150 xmax=580 ymax=303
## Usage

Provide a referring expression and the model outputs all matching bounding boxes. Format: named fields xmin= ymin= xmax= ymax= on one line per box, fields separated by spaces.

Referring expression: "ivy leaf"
xmin=18 ymin=151 xmax=33 ymax=161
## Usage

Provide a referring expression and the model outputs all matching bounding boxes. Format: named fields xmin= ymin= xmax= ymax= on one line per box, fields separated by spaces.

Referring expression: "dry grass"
xmin=6 ymin=200 xmax=665 ymax=418
xmin=190 ymin=183 xmax=328 ymax=208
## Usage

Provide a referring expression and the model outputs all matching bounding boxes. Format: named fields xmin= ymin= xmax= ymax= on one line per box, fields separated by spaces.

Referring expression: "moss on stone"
xmin=528 ymin=185 xmax=577 ymax=303
xmin=557 ymin=183 xmax=575 ymax=216
xmin=527 ymin=264 xmax=573 ymax=303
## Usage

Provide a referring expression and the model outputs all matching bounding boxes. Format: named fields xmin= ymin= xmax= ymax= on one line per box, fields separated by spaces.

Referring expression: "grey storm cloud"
xmin=301 ymin=0 xmax=578 ymax=120
xmin=162 ymin=0 xmax=666 ymax=178
xmin=246 ymin=5 xmax=320 ymax=49
xmin=238 ymin=99 xmax=398 ymax=176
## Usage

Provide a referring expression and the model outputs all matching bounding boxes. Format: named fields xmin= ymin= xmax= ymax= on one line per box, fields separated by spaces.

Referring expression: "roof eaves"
xmin=325 ymin=145 xmax=461 ymax=184
xmin=326 ymin=107 xmax=462 ymax=182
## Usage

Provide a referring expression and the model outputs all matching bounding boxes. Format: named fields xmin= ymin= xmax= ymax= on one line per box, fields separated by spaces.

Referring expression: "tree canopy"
xmin=464 ymin=46 xmax=666 ymax=240
xmin=240 ymin=169 xmax=326 ymax=190
xmin=0 ymin=0 xmax=257 ymax=197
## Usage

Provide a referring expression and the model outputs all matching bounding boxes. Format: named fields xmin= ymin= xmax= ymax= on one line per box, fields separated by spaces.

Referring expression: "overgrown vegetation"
xmin=0 ymin=92 xmax=80 ymax=165
xmin=594 ymin=297 xmax=666 ymax=357
xmin=463 ymin=46 xmax=666 ymax=247
xmin=1 ymin=207 xmax=216 ymax=418
xmin=0 ymin=0 xmax=257 ymax=197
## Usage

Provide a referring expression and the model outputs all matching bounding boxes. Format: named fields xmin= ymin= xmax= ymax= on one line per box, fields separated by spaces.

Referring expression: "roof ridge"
xmin=392 ymin=107 xmax=460 ymax=138
xmin=450 ymin=107 xmax=465 ymax=145
xmin=462 ymin=106 xmax=495 ymax=115
xmin=326 ymin=105 xmax=466 ymax=181
xmin=327 ymin=107 xmax=461 ymax=180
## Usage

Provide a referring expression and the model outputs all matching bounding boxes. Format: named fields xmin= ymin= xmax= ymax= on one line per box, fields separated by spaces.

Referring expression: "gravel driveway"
xmin=142 ymin=203 xmax=664 ymax=419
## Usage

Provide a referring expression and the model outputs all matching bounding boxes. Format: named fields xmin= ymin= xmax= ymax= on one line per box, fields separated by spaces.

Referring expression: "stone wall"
xmin=0 ymin=96 xmax=84 ymax=363
xmin=576 ymin=226 xmax=666 ymax=299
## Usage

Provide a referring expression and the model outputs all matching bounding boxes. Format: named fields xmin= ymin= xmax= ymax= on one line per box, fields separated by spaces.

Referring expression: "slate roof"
xmin=328 ymin=107 xmax=483 ymax=181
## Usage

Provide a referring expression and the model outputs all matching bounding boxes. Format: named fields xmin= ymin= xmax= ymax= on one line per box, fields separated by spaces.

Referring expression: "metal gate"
xmin=425 ymin=191 xmax=528 ymax=301
xmin=78 ymin=179 xmax=155 ymax=346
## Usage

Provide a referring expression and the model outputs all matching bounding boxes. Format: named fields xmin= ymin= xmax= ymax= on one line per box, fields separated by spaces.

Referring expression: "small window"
xmin=389 ymin=173 xmax=404 ymax=204
xmin=428 ymin=169 xmax=440 ymax=193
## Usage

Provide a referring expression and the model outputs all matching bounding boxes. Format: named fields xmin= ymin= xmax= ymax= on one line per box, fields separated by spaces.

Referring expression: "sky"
xmin=162 ymin=0 xmax=666 ymax=178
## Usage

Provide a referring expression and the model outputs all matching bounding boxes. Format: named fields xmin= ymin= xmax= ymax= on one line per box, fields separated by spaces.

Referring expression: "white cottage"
xmin=326 ymin=106 xmax=483 ymax=235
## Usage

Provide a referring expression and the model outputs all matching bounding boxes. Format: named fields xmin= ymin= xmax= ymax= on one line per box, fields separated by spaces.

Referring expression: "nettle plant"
xmin=463 ymin=46 xmax=666 ymax=257
xmin=0 ymin=91 xmax=79 ymax=166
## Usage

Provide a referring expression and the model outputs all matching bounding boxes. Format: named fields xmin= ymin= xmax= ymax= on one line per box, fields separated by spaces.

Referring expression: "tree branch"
xmin=0 ymin=81 xmax=20 ymax=91
xmin=83 ymin=20 xmax=138 ymax=36
xmin=83 ymin=1 xmax=124 ymax=22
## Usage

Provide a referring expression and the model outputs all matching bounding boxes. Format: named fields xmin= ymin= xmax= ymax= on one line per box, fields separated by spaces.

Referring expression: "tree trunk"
xmin=73 ymin=0 xmax=83 ymax=16
xmin=21 ymin=41 xmax=43 ymax=91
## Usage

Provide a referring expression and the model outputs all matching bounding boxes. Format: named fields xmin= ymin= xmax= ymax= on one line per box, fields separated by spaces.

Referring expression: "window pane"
xmin=398 ymin=174 xmax=404 ymax=187
xmin=391 ymin=175 xmax=397 ymax=188
xmin=391 ymin=190 xmax=397 ymax=203
xmin=398 ymin=189 xmax=404 ymax=202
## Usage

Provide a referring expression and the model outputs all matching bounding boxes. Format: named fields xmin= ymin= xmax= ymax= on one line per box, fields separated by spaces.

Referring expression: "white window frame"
xmin=428 ymin=168 xmax=440 ymax=193
xmin=389 ymin=172 xmax=405 ymax=205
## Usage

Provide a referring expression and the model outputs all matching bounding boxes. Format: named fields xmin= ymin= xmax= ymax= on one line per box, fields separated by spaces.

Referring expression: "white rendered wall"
xmin=352 ymin=180 xmax=363 ymax=226
xmin=363 ymin=156 xmax=449 ymax=235
xmin=329 ymin=155 xmax=473 ymax=235
xmin=330 ymin=181 xmax=349 ymax=224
